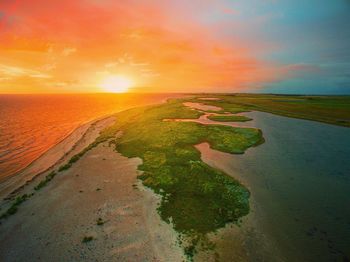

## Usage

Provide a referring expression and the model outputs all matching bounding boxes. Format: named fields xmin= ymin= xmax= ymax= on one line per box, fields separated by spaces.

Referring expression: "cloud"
xmin=61 ymin=47 xmax=76 ymax=56
xmin=104 ymin=62 xmax=118 ymax=68
xmin=0 ymin=64 xmax=51 ymax=78
xmin=41 ymin=63 xmax=56 ymax=71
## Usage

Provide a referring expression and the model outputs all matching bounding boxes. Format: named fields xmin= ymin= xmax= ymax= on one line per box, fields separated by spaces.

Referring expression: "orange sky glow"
xmin=0 ymin=0 xmax=293 ymax=93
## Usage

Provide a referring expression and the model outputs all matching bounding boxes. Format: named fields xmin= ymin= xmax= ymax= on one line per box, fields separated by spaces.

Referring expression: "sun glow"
xmin=100 ymin=75 xmax=133 ymax=93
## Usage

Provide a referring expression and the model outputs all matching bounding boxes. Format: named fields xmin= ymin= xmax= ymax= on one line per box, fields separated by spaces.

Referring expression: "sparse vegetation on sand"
xmin=57 ymin=130 xmax=117 ymax=172
xmin=99 ymin=98 xmax=264 ymax=259
xmin=0 ymin=123 xmax=116 ymax=221
xmin=34 ymin=171 xmax=57 ymax=191
xmin=96 ymin=217 xmax=105 ymax=225
xmin=0 ymin=194 xmax=31 ymax=219
xmin=207 ymin=114 xmax=252 ymax=122
xmin=82 ymin=236 xmax=94 ymax=243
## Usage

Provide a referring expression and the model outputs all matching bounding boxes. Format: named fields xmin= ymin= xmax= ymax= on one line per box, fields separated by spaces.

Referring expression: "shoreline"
xmin=0 ymin=114 xmax=116 ymax=201
xmin=0 ymin=94 xmax=184 ymax=193
xmin=0 ymin=140 xmax=184 ymax=261
xmin=0 ymin=95 xmax=179 ymax=202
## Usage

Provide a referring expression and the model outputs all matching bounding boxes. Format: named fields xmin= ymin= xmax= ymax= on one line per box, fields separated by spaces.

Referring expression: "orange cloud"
xmin=0 ymin=0 xmax=291 ymax=93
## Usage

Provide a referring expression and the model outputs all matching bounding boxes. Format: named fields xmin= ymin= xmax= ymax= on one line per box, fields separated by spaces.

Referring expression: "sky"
xmin=0 ymin=0 xmax=349 ymax=94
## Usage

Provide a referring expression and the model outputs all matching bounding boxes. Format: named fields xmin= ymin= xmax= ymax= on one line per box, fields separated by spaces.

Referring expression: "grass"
xmin=1 ymin=171 xmax=58 ymax=221
xmin=99 ymin=98 xmax=264 ymax=259
xmin=34 ymin=171 xmax=57 ymax=190
xmin=82 ymin=236 xmax=94 ymax=243
xmin=96 ymin=217 xmax=105 ymax=225
xmin=207 ymin=115 xmax=252 ymax=122
xmin=0 ymin=194 xmax=31 ymax=220
xmin=190 ymin=94 xmax=350 ymax=127
xmin=57 ymin=130 xmax=116 ymax=172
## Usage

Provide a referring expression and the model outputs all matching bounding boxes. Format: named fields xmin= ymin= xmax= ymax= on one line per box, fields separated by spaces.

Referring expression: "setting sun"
xmin=100 ymin=75 xmax=133 ymax=93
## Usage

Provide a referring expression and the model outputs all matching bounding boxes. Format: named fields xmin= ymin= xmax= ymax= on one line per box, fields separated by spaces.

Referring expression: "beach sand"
xmin=0 ymin=140 xmax=183 ymax=261
xmin=0 ymin=95 xmax=189 ymax=261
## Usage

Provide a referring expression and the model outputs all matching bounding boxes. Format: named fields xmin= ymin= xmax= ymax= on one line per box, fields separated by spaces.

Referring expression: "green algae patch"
xmin=208 ymin=115 xmax=252 ymax=122
xmin=100 ymin=98 xmax=264 ymax=259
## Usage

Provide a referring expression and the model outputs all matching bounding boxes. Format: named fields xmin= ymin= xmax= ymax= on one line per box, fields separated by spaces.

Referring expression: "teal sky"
xmin=212 ymin=0 xmax=350 ymax=94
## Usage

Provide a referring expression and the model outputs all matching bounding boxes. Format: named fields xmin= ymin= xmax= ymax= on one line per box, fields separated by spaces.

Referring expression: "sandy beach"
xmin=0 ymin=114 xmax=184 ymax=261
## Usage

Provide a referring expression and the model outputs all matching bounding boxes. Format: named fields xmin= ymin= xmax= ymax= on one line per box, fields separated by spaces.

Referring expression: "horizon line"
xmin=0 ymin=92 xmax=350 ymax=96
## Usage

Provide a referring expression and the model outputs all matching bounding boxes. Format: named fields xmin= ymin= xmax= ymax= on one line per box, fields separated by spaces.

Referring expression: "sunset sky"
xmin=0 ymin=0 xmax=349 ymax=94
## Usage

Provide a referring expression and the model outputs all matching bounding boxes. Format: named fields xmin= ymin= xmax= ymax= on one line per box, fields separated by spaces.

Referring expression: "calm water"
xmin=0 ymin=94 xmax=178 ymax=181
xmin=200 ymin=112 xmax=350 ymax=261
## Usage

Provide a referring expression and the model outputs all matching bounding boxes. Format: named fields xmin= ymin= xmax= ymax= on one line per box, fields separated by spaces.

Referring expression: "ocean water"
xmin=0 ymin=93 xmax=177 ymax=182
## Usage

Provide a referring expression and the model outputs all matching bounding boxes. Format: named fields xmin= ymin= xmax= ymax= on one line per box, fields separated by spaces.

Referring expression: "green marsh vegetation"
xmin=96 ymin=217 xmax=105 ymax=225
xmin=207 ymin=115 xmax=252 ymax=122
xmin=34 ymin=171 xmax=57 ymax=191
xmin=0 ymin=194 xmax=32 ymax=220
xmin=99 ymin=99 xmax=264 ymax=259
xmin=190 ymin=94 xmax=350 ymax=127
xmin=82 ymin=236 xmax=94 ymax=243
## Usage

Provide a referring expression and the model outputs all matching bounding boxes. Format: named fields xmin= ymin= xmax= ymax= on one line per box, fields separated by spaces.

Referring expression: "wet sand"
xmin=0 ymin=142 xmax=183 ymax=261
xmin=182 ymin=102 xmax=223 ymax=112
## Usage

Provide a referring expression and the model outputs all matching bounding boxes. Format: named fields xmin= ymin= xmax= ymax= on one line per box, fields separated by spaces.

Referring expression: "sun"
xmin=100 ymin=75 xmax=133 ymax=93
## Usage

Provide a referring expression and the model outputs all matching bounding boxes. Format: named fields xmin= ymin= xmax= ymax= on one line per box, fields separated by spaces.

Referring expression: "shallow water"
xmin=198 ymin=111 xmax=350 ymax=261
xmin=0 ymin=93 xmax=180 ymax=181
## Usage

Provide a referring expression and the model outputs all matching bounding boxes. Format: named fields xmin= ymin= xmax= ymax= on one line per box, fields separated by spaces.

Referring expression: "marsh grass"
xmin=96 ymin=217 xmax=104 ymax=225
xmin=34 ymin=171 xmax=57 ymax=190
xmin=58 ymin=131 xmax=116 ymax=172
xmin=208 ymin=115 xmax=252 ymax=122
xmin=82 ymin=236 xmax=94 ymax=243
xmin=0 ymin=194 xmax=32 ymax=220
xmin=100 ymin=98 xmax=264 ymax=259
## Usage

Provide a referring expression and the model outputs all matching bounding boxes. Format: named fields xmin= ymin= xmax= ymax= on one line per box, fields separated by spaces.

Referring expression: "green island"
xmin=207 ymin=115 xmax=252 ymax=122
